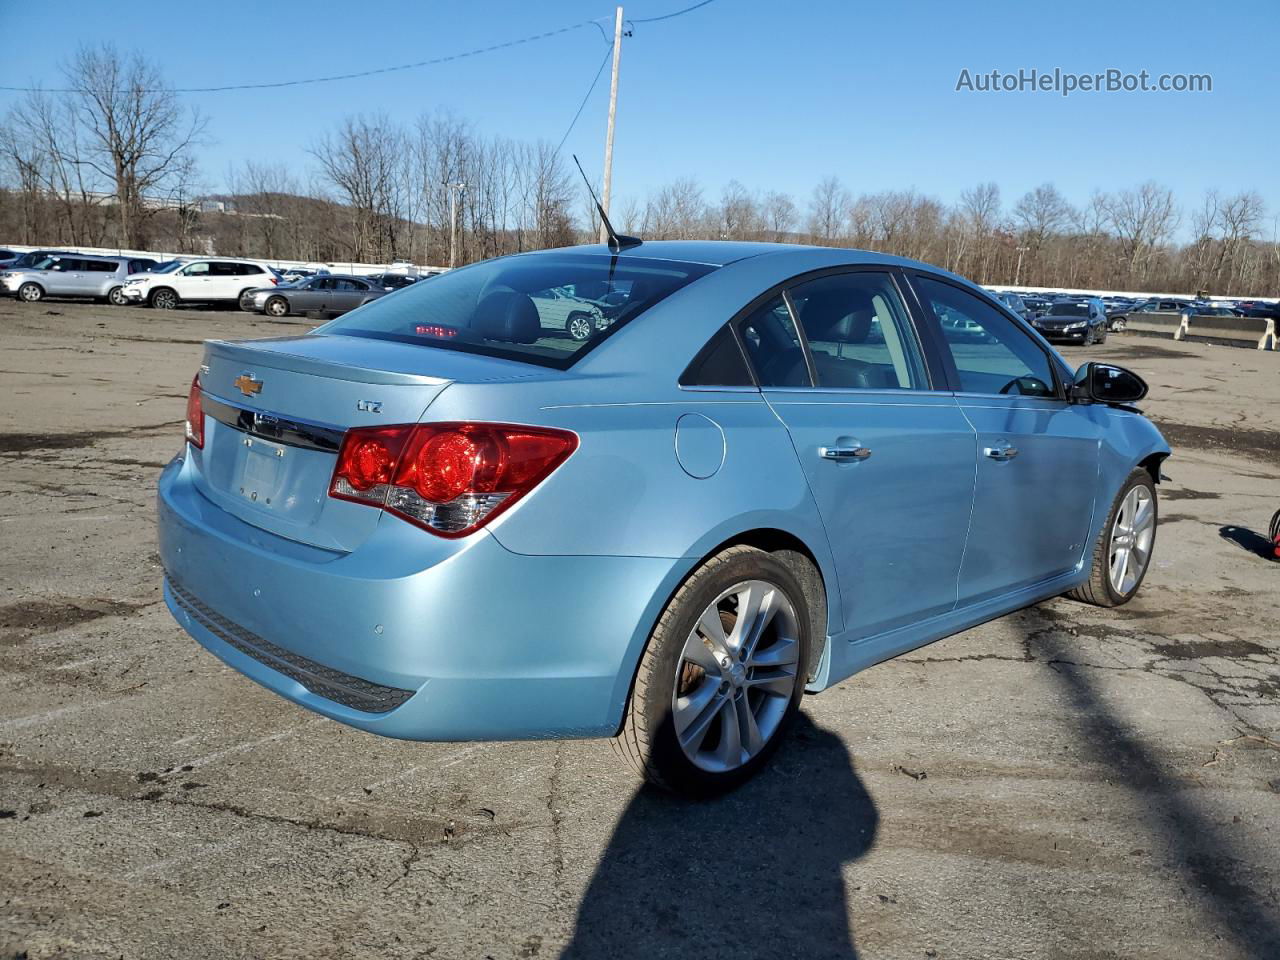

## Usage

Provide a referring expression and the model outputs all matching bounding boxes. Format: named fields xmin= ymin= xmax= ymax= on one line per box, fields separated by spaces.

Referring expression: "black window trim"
xmin=901 ymin=270 xmax=1072 ymax=400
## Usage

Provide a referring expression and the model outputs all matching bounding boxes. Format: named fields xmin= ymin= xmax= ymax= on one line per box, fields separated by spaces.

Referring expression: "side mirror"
xmin=1072 ymin=362 xmax=1148 ymax=405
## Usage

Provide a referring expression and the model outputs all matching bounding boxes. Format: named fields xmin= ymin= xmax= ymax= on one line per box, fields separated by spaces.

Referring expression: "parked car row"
xmin=985 ymin=288 xmax=1280 ymax=333
xmin=0 ymin=249 xmax=428 ymax=318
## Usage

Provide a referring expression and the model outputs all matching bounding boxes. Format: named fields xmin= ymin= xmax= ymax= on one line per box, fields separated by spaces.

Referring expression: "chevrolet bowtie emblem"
xmin=234 ymin=374 xmax=263 ymax=397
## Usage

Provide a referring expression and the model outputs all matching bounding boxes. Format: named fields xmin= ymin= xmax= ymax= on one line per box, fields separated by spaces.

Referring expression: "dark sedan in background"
xmin=1030 ymin=298 xmax=1110 ymax=345
xmin=240 ymin=274 xmax=389 ymax=318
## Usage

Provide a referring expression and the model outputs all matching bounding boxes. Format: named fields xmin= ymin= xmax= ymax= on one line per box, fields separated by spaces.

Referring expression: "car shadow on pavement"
xmin=1029 ymin=627 xmax=1280 ymax=958
xmin=1218 ymin=525 xmax=1277 ymax=561
xmin=560 ymin=712 xmax=877 ymax=959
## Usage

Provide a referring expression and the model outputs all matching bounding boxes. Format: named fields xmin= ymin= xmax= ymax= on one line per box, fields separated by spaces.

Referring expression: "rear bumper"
xmin=158 ymin=454 xmax=690 ymax=741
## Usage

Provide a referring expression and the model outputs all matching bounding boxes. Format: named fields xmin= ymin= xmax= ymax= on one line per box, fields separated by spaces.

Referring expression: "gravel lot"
xmin=1 ymin=297 xmax=1278 ymax=960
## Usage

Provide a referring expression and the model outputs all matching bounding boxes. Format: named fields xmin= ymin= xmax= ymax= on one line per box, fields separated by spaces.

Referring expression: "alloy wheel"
xmin=19 ymin=283 xmax=42 ymax=302
xmin=1109 ymin=486 xmax=1155 ymax=595
xmin=267 ymin=298 xmax=287 ymax=317
xmin=153 ymin=290 xmax=177 ymax=310
xmin=567 ymin=314 xmax=592 ymax=341
xmin=108 ymin=287 xmax=127 ymax=306
xmin=672 ymin=580 xmax=801 ymax=773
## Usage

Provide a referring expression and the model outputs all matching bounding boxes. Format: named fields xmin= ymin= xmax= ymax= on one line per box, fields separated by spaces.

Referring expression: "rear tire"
xmin=17 ymin=282 xmax=43 ymax=303
xmin=1067 ymin=467 xmax=1158 ymax=606
xmin=107 ymin=286 xmax=128 ymax=306
xmin=613 ymin=545 xmax=812 ymax=796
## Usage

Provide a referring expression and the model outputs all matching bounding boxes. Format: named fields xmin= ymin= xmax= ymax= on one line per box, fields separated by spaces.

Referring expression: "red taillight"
xmin=185 ymin=374 xmax=204 ymax=448
xmin=330 ymin=422 xmax=577 ymax=538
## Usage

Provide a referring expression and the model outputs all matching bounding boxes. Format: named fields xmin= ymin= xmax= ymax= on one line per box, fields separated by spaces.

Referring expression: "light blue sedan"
xmin=158 ymin=241 xmax=1168 ymax=794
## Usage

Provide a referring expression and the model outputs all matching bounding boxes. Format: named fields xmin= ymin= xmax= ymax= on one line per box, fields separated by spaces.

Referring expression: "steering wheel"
xmin=998 ymin=376 xmax=1051 ymax=396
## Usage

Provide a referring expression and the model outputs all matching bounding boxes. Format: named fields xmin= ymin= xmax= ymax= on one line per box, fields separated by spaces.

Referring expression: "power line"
xmin=0 ymin=18 xmax=614 ymax=94
xmin=629 ymin=0 xmax=717 ymax=23
xmin=555 ymin=42 xmax=616 ymax=158
xmin=0 ymin=2 xmax=720 ymax=96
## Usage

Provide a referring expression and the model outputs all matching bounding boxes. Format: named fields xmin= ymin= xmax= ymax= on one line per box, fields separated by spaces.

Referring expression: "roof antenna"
xmin=573 ymin=154 xmax=641 ymax=252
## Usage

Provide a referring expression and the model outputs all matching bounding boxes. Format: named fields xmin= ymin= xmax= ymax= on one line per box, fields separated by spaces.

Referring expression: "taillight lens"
xmin=185 ymin=374 xmax=204 ymax=448
xmin=330 ymin=422 xmax=577 ymax=537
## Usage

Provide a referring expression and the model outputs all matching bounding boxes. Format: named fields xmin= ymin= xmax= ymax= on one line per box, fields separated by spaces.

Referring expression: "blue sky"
xmin=2 ymin=0 xmax=1277 ymax=234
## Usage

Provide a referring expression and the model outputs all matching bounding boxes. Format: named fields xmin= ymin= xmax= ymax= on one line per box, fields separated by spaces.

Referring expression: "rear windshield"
xmin=315 ymin=253 xmax=714 ymax=368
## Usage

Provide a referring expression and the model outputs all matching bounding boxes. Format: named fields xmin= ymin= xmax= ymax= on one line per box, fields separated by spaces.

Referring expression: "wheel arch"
xmin=1138 ymin=450 xmax=1170 ymax=485
xmin=606 ymin=522 xmax=838 ymax=735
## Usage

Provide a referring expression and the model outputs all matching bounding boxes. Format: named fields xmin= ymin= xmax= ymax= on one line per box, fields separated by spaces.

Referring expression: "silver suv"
xmin=0 ymin=253 xmax=159 ymax=304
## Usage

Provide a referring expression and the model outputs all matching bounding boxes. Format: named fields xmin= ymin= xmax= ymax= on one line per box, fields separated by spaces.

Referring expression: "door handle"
xmin=820 ymin=444 xmax=872 ymax=462
xmin=984 ymin=442 xmax=1019 ymax=461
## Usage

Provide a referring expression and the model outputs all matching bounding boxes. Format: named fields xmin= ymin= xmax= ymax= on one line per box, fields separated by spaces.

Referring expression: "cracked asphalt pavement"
xmin=1 ymin=299 xmax=1278 ymax=959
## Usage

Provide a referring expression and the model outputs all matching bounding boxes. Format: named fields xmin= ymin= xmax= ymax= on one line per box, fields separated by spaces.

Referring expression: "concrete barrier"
xmin=1125 ymin=311 xmax=1184 ymax=336
xmin=1178 ymin=313 xmax=1278 ymax=350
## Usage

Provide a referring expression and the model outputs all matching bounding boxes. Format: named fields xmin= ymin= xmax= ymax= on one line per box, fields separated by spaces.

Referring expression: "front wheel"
xmin=566 ymin=312 xmax=594 ymax=342
xmin=1068 ymin=468 xmax=1158 ymax=606
xmin=1111 ymin=317 xmax=1127 ymax=332
xmin=150 ymin=288 xmax=178 ymax=310
xmin=264 ymin=296 xmax=288 ymax=317
xmin=18 ymin=282 xmax=43 ymax=303
xmin=614 ymin=545 xmax=811 ymax=795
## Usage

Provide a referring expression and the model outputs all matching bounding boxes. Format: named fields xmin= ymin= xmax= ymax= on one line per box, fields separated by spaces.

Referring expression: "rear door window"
xmin=788 ymin=272 xmax=926 ymax=390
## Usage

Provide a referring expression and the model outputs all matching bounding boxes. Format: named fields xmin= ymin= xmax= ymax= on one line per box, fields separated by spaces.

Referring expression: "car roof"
xmin=540 ymin=239 xmax=963 ymax=274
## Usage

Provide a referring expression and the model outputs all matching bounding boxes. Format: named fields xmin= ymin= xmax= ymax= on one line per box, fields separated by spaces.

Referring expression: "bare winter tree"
xmin=311 ymin=114 xmax=407 ymax=262
xmin=643 ymin=178 xmax=705 ymax=239
xmin=1013 ymin=183 xmax=1072 ymax=251
xmin=717 ymin=180 xmax=760 ymax=240
xmin=807 ymin=175 xmax=848 ymax=243
xmin=227 ymin=161 xmax=302 ymax=259
xmin=1103 ymin=181 xmax=1180 ymax=281
xmin=761 ymin=190 xmax=797 ymax=241
xmin=63 ymin=44 xmax=205 ymax=248
xmin=1 ymin=89 xmax=109 ymax=246
xmin=958 ymin=182 xmax=1001 ymax=281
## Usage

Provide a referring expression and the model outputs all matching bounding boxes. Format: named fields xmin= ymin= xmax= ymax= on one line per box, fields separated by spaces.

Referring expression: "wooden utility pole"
xmin=599 ymin=6 xmax=624 ymax=244
xmin=448 ymin=181 xmax=466 ymax=268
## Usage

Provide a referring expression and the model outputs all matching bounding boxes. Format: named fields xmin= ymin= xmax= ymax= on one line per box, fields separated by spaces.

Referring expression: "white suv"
xmin=122 ymin=259 xmax=278 ymax=309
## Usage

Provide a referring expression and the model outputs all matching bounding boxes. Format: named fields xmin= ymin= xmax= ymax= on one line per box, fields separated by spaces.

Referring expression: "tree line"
xmin=2 ymin=44 xmax=1277 ymax=296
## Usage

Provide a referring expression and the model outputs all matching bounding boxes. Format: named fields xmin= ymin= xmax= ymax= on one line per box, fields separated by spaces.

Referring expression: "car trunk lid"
xmin=192 ymin=335 xmax=549 ymax=552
